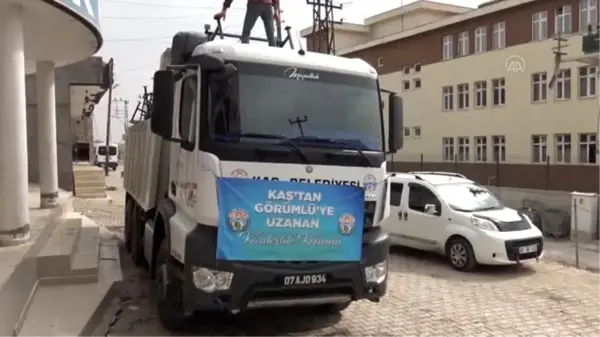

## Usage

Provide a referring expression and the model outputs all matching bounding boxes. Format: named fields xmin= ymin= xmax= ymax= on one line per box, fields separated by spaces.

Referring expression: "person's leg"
xmin=258 ymin=4 xmax=276 ymax=46
xmin=241 ymin=3 xmax=261 ymax=43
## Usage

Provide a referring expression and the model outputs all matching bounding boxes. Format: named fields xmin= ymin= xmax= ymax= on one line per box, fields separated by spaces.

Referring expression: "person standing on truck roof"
xmin=215 ymin=0 xmax=280 ymax=47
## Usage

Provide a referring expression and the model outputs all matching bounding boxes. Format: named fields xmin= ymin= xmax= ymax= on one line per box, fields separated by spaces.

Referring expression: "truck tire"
xmin=130 ymin=206 xmax=145 ymax=266
xmin=124 ymin=200 xmax=134 ymax=252
xmin=155 ymin=237 xmax=188 ymax=331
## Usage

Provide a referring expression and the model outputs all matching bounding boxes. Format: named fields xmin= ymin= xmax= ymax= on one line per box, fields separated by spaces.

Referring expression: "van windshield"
xmin=435 ymin=183 xmax=503 ymax=212
xmin=210 ymin=62 xmax=383 ymax=151
xmin=98 ymin=146 xmax=117 ymax=156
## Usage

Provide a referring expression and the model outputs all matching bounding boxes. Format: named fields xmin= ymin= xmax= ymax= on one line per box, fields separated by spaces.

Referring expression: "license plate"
xmin=283 ymin=274 xmax=327 ymax=286
xmin=518 ymin=244 xmax=538 ymax=254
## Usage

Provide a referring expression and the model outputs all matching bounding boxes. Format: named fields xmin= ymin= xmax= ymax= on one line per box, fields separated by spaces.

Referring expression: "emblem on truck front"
xmin=363 ymin=174 xmax=377 ymax=192
xmin=228 ymin=209 xmax=249 ymax=232
xmin=231 ymin=169 xmax=248 ymax=177
xmin=338 ymin=213 xmax=356 ymax=235
xmin=283 ymin=67 xmax=319 ymax=81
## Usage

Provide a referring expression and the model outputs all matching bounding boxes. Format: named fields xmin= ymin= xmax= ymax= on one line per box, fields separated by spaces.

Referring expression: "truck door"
xmin=169 ymin=72 xmax=200 ymax=218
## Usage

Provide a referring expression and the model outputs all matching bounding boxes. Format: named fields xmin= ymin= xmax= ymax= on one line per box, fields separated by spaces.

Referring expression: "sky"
xmin=93 ymin=0 xmax=487 ymax=142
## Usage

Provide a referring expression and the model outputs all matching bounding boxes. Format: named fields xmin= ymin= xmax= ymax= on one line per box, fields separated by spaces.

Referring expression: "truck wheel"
xmin=446 ymin=237 xmax=477 ymax=272
xmin=155 ymin=238 xmax=188 ymax=331
xmin=124 ymin=200 xmax=133 ymax=252
xmin=130 ymin=206 xmax=145 ymax=266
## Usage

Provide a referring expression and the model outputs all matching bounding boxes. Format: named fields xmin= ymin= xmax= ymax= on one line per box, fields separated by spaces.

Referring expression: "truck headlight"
xmin=364 ymin=261 xmax=387 ymax=283
xmin=191 ymin=266 xmax=233 ymax=293
xmin=470 ymin=216 xmax=498 ymax=231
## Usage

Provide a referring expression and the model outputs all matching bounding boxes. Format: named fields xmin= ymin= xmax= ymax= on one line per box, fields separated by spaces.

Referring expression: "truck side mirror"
xmin=387 ymin=93 xmax=403 ymax=153
xmin=151 ymin=70 xmax=175 ymax=137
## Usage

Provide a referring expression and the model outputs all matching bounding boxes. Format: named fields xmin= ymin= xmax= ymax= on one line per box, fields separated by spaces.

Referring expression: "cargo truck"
xmin=123 ymin=21 xmax=404 ymax=330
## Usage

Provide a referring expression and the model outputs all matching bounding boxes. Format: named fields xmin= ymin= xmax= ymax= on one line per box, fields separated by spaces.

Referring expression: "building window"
xmin=414 ymin=63 xmax=422 ymax=72
xmin=457 ymin=83 xmax=469 ymax=109
xmin=532 ymin=11 xmax=548 ymax=41
xmin=442 ymin=86 xmax=454 ymax=111
xmin=442 ymin=35 xmax=454 ymax=60
xmin=377 ymin=57 xmax=384 ymax=68
xmin=579 ymin=133 xmax=597 ymax=163
xmin=474 ymin=81 xmax=487 ymax=107
xmin=404 ymin=127 xmax=411 ymax=137
xmin=555 ymin=133 xmax=572 ymax=163
xmin=402 ymin=80 xmax=410 ymax=91
xmin=579 ymin=66 xmax=597 ymax=97
xmin=413 ymin=78 xmax=421 ymax=88
xmin=492 ymin=21 xmax=506 ymax=49
xmin=442 ymin=137 xmax=454 ymax=161
xmin=492 ymin=135 xmax=506 ymax=162
xmin=413 ymin=126 xmax=421 ymax=138
xmin=555 ymin=5 xmax=573 ymax=35
xmin=531 ymin=135 xmax=548 ymax=163
xmin=457 ymin=137 xmax=470 ymax=162
xmin=555 ymin=69 xmax=572 ymax=100
xmin=532 ymin=72 xmax=548 ymax=102
xmin=580 ymin=0 xmax=598 ymax=32
xmin=403 ymin=66 xmax=410 ymax=75
xmin=475 ymin=136 xmax=487 ymax=162
xmin=474 ymin=26 xmax=487 ymax=53
xmin=492 ymin=78 xmax=506 ymax=106
xmin=457 ymin=31 xmax=470 ymax=56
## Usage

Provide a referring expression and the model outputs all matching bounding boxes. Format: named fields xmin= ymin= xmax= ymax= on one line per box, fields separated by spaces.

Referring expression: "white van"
xmin=94 ymin=143 xmax=119 ymax=171
xmin=383 ymin=171 xmax=544 ymax=272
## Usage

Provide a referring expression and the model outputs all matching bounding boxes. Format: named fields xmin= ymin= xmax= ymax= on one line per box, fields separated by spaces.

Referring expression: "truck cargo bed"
xmin=123 ymin=121 xmax=164 ymax=211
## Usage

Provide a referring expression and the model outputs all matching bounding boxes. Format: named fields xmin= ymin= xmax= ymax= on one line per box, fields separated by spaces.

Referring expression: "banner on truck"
xmin=216 ymin=178 xmax=364 ymax=261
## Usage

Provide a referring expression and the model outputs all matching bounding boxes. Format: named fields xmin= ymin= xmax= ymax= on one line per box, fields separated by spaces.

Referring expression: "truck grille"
xmin=364 ymin=201 xmax=376 ymax=228
xmin=504 ymin=237 xmax=543 ymax=261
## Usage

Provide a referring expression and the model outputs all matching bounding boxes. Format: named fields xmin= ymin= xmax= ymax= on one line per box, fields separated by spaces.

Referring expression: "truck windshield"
xmin=212 ymin=62 xmax=383 ymax=152
xmin=98 ymin=146 xmax=117 ymax=156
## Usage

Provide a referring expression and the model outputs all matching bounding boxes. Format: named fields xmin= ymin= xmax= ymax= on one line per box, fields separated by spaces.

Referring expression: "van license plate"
xmin=283 ymin=274 xmax=327 ymax=286
xmin=518 ymin=244 xmax=537 ymax=254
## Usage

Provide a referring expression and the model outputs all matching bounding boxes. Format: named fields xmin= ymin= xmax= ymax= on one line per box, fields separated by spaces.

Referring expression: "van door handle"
xmin=398 ymin=211 xmax=407 ymax=220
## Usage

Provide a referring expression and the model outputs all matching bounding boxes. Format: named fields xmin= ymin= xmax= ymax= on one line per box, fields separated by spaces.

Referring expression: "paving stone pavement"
xmin=74 ymin=176 xmax=600 ymax=336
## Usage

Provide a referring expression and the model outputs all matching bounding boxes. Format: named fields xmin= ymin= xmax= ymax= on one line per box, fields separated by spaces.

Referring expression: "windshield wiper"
xmin=292 ymin=136 xmax=372 ymax=167
xmin=238 ymin=132 xmax=310 ymax=164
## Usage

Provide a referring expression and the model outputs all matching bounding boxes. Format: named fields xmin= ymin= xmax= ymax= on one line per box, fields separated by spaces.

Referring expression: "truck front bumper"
xmin=179 ymin=226 xmax=389 ymax=313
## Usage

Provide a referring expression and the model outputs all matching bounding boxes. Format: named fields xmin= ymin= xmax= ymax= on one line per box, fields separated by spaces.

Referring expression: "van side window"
xmin=179 ymin=76 xmax=197 ymax=143
xmin=408 ymin=183 xmax=441 ymax=215
xmin=390 ymin=183 xmax=404 ymax=206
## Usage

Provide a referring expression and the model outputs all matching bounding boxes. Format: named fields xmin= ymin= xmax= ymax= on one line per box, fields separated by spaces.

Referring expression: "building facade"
xmin=303 ymin=0 xmax=599 ymax=192
xmin=26 ymin=57 xmax=106 ymax=191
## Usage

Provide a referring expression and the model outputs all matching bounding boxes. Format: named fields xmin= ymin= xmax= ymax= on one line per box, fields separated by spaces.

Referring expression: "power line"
xmin=104 ymin=0 xmax=245 ymax=10
xmin=103 ymin=15 xmax=201 ymax=20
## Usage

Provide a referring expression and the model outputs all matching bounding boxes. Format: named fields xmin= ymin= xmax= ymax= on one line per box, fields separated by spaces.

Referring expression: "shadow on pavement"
xmin=389 ymin=245 xmax=537 ymax=282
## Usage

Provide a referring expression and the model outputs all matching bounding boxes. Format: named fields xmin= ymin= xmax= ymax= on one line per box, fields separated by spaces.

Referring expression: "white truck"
xmin=123 ymin=25 xmax=404 ymax=331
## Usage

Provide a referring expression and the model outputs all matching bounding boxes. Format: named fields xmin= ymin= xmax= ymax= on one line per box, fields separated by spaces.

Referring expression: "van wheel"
xmin=155 ymin=238 xmax=188 ymax=331
xmin=446 ymin=237 xmax=477 ymax=272
xmin=124 ymin=200 xmax=134 ymax=252
xmin=130 ymin=206 xmax=145 ymax=266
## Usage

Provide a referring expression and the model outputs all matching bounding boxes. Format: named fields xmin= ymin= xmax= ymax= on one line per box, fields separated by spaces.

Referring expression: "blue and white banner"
xmin=216 ymin=178 xmax=364 ymax=261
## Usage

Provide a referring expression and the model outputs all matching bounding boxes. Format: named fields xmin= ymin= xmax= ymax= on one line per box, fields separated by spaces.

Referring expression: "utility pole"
xmin=124 ymin=100 xmax=129 ymax=136
xmin=104 ymin=58 xmax=114 ymax=177
xmin=306 ymin=0 xmax=343 ymax=54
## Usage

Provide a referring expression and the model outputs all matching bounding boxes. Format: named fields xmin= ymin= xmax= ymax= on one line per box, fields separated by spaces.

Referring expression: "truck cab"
xmin=123 ymin=29 xmax=404 ymax=330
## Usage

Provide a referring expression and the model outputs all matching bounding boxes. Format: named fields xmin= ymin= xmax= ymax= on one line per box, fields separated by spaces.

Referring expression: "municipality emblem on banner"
xmin=338 ymin=213 xmax=356 ymax=235
xmin=227 ymin=209 xmax=249 ymax=232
